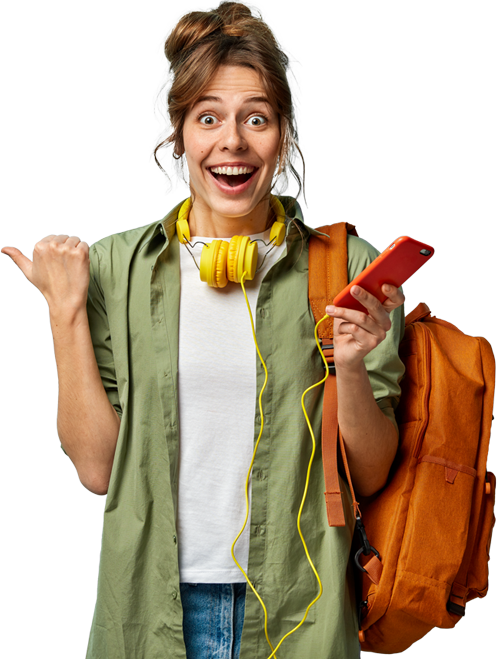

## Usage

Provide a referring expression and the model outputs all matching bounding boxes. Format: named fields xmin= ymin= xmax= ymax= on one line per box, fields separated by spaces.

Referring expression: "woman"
xmin=2 ymin=3 xmax=404 ymax=657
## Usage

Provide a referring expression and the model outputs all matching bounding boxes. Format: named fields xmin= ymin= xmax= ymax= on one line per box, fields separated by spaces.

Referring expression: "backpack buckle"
xmin=355 ymin=515 xmax=372 ymax=556
xmin=320 ymin=338 xmax=336 ymax=374
xmin=354 ymin=516 xmax=381 ymax=575
xmin=447 ymin=600 xmax=466 ymax=617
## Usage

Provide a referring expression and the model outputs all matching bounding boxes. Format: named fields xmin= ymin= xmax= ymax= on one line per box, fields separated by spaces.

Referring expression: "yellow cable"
xmin=231 ymin=271 xmax=331 ymax=659
xmin=231 ymin=272 xmax=276 ymax=656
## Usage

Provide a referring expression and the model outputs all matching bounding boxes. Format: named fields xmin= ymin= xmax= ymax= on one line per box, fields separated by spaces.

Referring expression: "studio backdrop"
xmin=2 ymin=0 xmax=496 ymax=659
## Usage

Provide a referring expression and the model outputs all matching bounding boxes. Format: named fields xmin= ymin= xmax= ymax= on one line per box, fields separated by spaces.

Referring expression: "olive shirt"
xmin=82 ymin=197 xmax=405 ymax=659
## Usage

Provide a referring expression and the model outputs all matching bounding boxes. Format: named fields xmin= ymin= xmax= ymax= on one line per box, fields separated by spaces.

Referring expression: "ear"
xmin=174 ymin=132 xmax=185 ymax=158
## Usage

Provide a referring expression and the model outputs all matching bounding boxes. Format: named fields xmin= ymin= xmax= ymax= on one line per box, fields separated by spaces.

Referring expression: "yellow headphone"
xmin=176 ymin=195 xmax=287 ymax=288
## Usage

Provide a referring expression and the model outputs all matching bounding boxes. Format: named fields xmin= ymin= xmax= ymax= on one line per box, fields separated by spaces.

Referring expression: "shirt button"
xmin=171 ymin=590 xmax=178 ymax=600
xmin=173 ymin=534 xmax=177 ymax=544
xmin=260 ymin=308 xmax=269 ymax=318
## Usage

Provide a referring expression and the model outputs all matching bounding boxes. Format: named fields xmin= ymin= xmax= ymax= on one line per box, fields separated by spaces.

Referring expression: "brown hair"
xmin=154 ymin=1 xmax=304 ymax=196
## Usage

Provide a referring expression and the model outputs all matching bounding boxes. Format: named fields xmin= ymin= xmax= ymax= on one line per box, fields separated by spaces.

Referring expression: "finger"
xmin=1 ymin=246 xmax=34 ymax=280
xmin=330 ymin=285 xmax=392 ymax=333
xmin=381 ymin=284 xmax=405 ymax=311
xmin=349 ymin=286 xmax=392 ymax=329
xmin=50 ymin=234 xmax=71 ymax=244
xmin=64 ymin=236 xmax=83 ymax=248
xmin=336 ymin=320 xmax=382 ymax=352
xmin=327 ymin=304 xmax=388 ymax=341
xmin=75 ymin=240 xmax=90 ymax=254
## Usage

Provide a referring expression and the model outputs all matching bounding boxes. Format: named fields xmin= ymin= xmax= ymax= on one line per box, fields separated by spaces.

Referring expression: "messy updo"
xmin=154 ymin=1 xmax=304 ymax=195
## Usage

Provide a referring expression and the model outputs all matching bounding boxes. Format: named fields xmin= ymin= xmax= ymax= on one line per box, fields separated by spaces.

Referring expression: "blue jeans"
xmin=180 ymin=583 xmax=247 ymax=659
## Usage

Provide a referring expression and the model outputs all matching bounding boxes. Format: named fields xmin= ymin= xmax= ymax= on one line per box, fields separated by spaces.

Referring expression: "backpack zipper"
xmin=412 ymin=321 xmax=432 ymax=459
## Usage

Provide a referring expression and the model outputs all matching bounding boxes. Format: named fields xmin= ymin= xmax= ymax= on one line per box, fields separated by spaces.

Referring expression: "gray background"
xmin=2 ymin=0 xmax=496 ymax=659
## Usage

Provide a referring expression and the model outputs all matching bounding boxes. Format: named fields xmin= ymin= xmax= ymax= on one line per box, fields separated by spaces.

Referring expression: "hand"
xmin=325 ymin=284 xmax=404 ymax=370
xmin=2 ymin=235 xmax=90 ymax=314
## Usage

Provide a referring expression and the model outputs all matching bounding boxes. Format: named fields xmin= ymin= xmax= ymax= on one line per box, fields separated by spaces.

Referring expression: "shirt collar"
xmin=278 ymin=196 xmax=330 ymax=239
xmin=138 ymin=201 xmax=183 ymax=252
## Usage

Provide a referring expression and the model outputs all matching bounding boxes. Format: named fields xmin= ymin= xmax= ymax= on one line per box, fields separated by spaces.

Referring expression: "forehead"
xmin=196 ymin=65 xmax=268 ymax=102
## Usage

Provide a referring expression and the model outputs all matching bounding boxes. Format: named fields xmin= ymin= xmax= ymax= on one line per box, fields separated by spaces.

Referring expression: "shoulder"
xmin=347 ymin=234 xmax=380 ymax=282
xmin=87 ymin=222 xmax=157 ymax=294
xmin=90 ymin=222 xmax=157 ymax=266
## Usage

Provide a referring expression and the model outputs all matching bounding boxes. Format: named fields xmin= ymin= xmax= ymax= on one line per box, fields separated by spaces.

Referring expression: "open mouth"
xmin=209 ymin=166 xmax=257 ymax=188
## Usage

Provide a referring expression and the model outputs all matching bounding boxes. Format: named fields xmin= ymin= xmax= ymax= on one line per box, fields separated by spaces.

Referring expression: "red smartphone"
xmin=332 ymin=236 xmax=434 ymax=313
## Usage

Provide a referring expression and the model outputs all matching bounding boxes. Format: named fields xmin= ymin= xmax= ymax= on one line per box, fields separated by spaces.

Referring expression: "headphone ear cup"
xmin=214 ymin=240 xmax=229 ymax=288
xmin=227 ymin=236 xmax=241 ymax=283
xmin=176 ymin=198 xmax=192 ymax=243
xmin=176 ymin=218 xmax=191 ymax=244
xmin=227 ymin=236 xmax=258 ymax=283
xmin=200 ymin=240 xmax=229 ymax=288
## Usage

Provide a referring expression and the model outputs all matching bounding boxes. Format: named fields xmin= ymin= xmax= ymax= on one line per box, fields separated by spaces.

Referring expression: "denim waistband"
xmin=180 ymin=583 xmax=247 ymax=659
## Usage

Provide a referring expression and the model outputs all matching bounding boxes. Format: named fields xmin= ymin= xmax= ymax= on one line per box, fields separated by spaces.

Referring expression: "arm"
xmin=2 ymin=236 xmax=119 ymax=495
xmin=326 ymin=283 xmax=403 ymax=497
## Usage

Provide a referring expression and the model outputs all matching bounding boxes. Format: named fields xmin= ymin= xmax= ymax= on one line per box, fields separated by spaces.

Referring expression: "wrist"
xmin=49 ymin=302 xmax=88 ymax=329
xmin=334 ymin=357 xmax=366 ymax=381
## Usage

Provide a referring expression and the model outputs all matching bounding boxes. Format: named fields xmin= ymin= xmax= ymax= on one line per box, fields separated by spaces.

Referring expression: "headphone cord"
xmin=231 ymin=271 xmax=330 ymax=659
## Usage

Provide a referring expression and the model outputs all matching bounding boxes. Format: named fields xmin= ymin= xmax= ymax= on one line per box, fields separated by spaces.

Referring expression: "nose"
xmin=218 ymin=118 xmax=246 ymax=152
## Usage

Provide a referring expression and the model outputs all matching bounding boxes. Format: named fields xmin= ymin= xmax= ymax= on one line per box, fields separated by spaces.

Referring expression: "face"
xmin=182 ymin=65 xmax=281 ymax=229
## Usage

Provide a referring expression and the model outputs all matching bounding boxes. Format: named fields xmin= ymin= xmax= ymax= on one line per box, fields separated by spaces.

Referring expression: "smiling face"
xmin=182 ymin=65 xmax=281 ymax=237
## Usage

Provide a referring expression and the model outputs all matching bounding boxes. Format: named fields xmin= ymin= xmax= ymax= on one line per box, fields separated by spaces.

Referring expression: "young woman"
xmin=2 ymin=3 xmax=404 ymax=657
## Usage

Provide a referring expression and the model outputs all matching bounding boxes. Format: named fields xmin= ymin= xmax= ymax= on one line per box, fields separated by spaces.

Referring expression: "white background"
xmin=1 ymin=1 xmax=498 ymax=657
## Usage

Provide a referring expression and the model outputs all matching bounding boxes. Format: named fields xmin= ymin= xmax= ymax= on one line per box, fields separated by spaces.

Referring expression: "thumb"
xmin=1 ymin=247 xmax=34 ymax=282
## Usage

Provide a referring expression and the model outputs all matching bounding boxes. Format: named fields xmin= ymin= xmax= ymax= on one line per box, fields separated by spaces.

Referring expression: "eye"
xmin=199 ymin=114 xmax=218 ymax=126
xmin=246 ymin=115 xmax=267 ymax=127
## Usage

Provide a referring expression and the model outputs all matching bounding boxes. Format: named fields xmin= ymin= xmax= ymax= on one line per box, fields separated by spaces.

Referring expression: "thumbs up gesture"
xmin=2 ymin=235 xmax=90 ymax=315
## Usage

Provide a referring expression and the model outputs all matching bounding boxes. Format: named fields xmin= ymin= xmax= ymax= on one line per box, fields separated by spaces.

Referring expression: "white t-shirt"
xmin=177 ymin=229 xmax=286 ymax=583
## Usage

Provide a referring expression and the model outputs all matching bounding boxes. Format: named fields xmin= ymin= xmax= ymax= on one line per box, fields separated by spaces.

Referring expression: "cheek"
xmin=183 ymin=125 xmax=207 ymax=165
xmin=260 ymin=138 xmax=280 ymax=171
xmin=262 ymin=130 xmax=281 ymax=165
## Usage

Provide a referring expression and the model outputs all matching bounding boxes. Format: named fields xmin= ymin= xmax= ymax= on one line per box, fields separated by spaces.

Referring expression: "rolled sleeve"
xmin=86 ymin=244 xmax=122 ymax=419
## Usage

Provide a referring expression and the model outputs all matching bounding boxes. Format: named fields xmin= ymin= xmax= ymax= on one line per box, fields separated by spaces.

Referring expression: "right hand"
xmin=2 ymin=235 xmax=90 ymax=313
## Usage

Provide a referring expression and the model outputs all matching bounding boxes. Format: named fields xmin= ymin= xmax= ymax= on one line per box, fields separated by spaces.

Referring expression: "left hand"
xmin=325 ymin=283 xmax=404 ymax=370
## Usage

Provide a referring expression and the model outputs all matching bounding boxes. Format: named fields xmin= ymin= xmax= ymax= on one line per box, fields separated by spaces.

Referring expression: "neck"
xmin=187 ymin=196 xmax=273 ymax=238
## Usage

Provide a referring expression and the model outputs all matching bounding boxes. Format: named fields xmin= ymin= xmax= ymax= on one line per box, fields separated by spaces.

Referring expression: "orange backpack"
xmin=309 ymin=223 xmax=496 ymax=653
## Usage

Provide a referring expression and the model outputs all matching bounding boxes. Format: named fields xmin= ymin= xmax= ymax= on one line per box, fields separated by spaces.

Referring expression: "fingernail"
xmin=351 ymin=285 xmax=360 ymax=295
xmin=326 ymin=305 xmax=336 ymax=314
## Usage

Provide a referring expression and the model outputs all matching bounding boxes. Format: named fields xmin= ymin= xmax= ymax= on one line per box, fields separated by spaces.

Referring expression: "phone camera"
xmin=420 ymin=249 xmax=431 ymax=256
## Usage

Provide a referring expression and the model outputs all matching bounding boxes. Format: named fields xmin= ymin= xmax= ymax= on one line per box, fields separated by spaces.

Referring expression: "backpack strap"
xmin=308 ymin=223 xmax=356 ymax=339
xmin=404 ymin=302 xmax=431 ymax=326
xmin=309 ymin=223 xmax=359 ymax=527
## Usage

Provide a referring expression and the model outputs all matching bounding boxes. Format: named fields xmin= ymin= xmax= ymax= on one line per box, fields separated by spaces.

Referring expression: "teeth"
xmin=210 ymin=166 xmax=254 ymax=175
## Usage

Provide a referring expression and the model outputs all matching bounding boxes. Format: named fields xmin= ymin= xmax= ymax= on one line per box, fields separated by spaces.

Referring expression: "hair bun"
xmin=221 ymin=24 xmax=247 ymax=37
xmin=218 ymin=1 xmax=253 ymax=36
xmin=165 ymin=12 xmax=223 ymax=64
xmin=165 ymin=3 xmax=254 ymax=65
xmin=217 ymin=1 xmax=253 ymax=24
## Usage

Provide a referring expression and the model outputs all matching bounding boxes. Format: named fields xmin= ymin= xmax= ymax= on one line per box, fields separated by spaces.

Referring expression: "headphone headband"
xmin=176 ymin=196 xmax=286 ymax=245
xmin=177 ymin=196 xmax=286 ymax=287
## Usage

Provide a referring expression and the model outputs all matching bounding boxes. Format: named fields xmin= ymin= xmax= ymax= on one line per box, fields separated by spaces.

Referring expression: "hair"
xmin=154 ymin=1 xmax=304 ymax=197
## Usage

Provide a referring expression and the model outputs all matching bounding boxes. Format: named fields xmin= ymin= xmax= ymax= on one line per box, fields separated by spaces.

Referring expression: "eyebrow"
xmin=194 ymin=95 xmax=271 ymax=106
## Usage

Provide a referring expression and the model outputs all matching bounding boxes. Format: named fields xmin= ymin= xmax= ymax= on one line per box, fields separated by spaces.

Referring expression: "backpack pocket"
xmin=464 ymin=471 xmax=496 ymax=600
xmin=395 ymin=455 xmax=477 ymax=627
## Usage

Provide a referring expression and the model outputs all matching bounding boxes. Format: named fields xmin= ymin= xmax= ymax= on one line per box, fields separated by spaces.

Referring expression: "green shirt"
xmin=83 ymin=197 xmax=405 ymax=659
